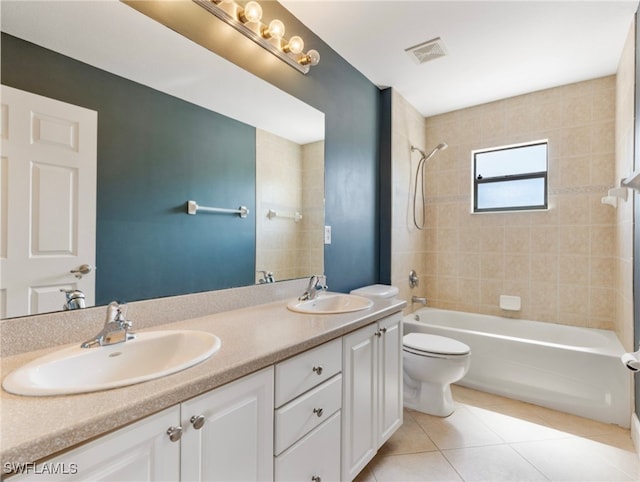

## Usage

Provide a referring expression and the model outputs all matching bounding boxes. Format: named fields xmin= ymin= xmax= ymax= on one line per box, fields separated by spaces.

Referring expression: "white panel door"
xmin=180 ymin=367 xmax=274 ymax=482
xmin=0 ymin=85 xmax=97 ymax=318
xmin=342 ymin=323 xmax=378 ymax=482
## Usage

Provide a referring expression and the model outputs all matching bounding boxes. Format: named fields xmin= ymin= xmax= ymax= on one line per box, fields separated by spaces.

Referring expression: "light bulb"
xmin=284 ymin=35 xmax=304 ymax=54
xmin=239 ymin=1 xmax=262 ymax=23
xmin=300 ymin=49 xmax=320 ymax=66
xmin=262 ymin=19 xmax=285 ymax=40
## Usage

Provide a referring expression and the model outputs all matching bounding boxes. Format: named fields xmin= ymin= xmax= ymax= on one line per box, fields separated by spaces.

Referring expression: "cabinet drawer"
xmin=275 ymin=338 xmax=341 ymax=407
xmin=274 ymin=411 xmax=341 ymax=482
xmin=274 ymin=374 xmax=342 ymax=455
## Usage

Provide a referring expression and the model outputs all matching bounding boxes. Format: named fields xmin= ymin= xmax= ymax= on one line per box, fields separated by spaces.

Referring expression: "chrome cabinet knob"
xmin=380 ymin=327 xmax=387 ymax=334
xmin=312 ymin=476 xmax=321 ymax=482
xmin=374 ymin=330 xmax=382 ymax=337
xmin=167 ymin=426 xmax=183 ymax=442
xmin=313 ymin=407 xmax=324 ymax=417
xmin=312 ymin=365 xmax=323 ymax=375
xmin=190 ymin=415 xmax=206 ymax=430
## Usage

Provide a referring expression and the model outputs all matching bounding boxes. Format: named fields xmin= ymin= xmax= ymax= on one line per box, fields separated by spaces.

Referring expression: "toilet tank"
xmin=350 ymin=284 xmax=399 ymax=300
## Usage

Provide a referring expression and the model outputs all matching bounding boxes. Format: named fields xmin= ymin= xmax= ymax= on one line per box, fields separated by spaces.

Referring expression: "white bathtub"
xmin=404 ymin=308 xmax=631 ymax=427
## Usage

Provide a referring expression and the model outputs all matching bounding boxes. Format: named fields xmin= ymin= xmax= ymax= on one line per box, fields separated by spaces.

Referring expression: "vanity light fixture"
xmin=193 ymin=0 xmax=320 ymax=74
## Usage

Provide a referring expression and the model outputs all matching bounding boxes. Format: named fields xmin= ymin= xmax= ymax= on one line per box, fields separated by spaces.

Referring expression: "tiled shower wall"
xmin=393 ymin=75 xmax=618 ymax=331
xmin=615 ymin=21 xmax=635 ymax=352
xmin=255 ymin=130 xmax=324 ymax=283
xmin=390 ymin=90 xmax=429 ymax=306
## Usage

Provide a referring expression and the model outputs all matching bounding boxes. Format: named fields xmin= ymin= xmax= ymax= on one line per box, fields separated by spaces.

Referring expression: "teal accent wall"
xmin=378 ymin=88 xmax=393 ymax=285
xmin=136 ymin=0 xmax=385 ymax=293
xmin=2 ymin=0 xmax=386 ymax=301
xmin=1 ymin=33 xmax=256 ymax=304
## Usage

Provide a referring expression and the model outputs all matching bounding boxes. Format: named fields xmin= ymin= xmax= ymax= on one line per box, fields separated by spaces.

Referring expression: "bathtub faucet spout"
xmin=412 ymin=296 xmax=427 ymax=305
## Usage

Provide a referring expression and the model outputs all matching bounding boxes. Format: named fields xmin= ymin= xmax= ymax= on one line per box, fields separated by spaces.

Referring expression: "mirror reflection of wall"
xmin=0 ymin=1 xmax=325 ymax=319
xmin=255 ymin=130 xmax=324 ymax=284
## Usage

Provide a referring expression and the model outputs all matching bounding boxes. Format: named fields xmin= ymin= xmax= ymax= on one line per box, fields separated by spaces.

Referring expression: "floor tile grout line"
xmin=361 ymin=389 xmax=638 ymax=482
xmin=438 ymin=449 xmax=466 ymax=482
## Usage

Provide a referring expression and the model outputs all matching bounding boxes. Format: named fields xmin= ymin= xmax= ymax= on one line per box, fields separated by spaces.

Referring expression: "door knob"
xmin=70 ymin=264 xmax=94 ymax=279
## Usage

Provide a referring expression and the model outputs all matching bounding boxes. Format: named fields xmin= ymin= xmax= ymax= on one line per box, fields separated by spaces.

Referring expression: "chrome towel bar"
xmin=187 ymin=200 xmax=249 ymax=218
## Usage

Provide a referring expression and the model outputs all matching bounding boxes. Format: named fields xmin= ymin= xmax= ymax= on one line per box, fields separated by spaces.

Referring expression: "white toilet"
xmin=350 ymin=283 xmax=400 ymax=300
xmin=402 ymin=332 xmax=470 ymax=417
xmin=350 ymin=284 xmax=471 ymax=417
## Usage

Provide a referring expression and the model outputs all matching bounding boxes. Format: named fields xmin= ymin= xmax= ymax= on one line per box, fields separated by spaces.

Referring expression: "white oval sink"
xmin=287 ymin=293 xmax=373 ymax=314
xmin=2 ymin=330 xmax=221 ymax=396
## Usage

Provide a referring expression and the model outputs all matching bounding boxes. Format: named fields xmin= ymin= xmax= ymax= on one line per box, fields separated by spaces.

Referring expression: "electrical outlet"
xmin=324 ymin=226 xmax=331 ymax=244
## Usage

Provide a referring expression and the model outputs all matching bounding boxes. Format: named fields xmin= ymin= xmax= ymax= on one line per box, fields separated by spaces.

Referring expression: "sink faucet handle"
xmin=317 ymin=274 xmax=328 ymax=291
xmin=105 ymin=301 xmax=130 ymax=326
xmin=105 ymin=301 xmax=120 ymax=322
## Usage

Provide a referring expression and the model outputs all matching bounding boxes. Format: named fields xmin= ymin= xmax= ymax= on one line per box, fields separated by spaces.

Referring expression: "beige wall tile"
xmin=558 ymin=256 xmax=589 ymax=285
xmin=531 ymin=254 xmax=558 ymax=284
xmin=558 ymin=225 xmax=590 ymax=256
xmin=504 ymin=254 xmax=530 ymax=281
xmin=391 ymin=71 xmax=621 ymax=331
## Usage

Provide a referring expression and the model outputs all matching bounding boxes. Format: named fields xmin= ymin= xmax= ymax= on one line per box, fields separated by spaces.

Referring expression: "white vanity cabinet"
xmin=274 ymin=338 xmax=342 ymax=482
xmin=9 ymin=368 xmax=273 ymax=482
xmin=9 ymin=406 xmax=181 ymax=481
xmin=180 ymin=366 xmax=274 ymax=482
xmin=5 ymin=309 xmax=405 ymax=482
xmin=341 ymin=312 xmax=403 ymax=481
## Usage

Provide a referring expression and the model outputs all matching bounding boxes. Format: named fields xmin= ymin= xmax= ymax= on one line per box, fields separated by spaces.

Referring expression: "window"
xmin=473 ymin=141 xmax=548 ymax=213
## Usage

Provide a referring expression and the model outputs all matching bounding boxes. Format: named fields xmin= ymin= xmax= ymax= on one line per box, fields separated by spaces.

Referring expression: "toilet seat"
xmin=403 ymin=333 xmax=470 ymax=358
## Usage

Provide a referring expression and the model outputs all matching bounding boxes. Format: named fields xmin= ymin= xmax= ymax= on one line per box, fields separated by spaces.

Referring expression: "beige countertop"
xmin=0 ymin=295 xmax=405 ymax=468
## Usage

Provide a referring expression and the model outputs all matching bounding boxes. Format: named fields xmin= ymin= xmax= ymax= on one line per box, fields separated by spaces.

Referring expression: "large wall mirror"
xmin=0 ymin=1 xmax=325 ymax=319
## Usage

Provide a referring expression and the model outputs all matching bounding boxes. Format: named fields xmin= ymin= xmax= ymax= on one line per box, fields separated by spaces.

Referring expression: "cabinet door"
xmin=180 ymin=367 xmax=274 ymax=482
xmin=377 ymin=313 xmax=403 ymax=446
xmin=9 ymin=406 xmax=180 ymax=481
xmin=341 ymin=323 xmax=378 ymax=482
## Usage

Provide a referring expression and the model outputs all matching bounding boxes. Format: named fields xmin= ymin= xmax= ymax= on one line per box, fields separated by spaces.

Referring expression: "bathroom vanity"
xmin=0 ymin=289 xmax=404 ymax=481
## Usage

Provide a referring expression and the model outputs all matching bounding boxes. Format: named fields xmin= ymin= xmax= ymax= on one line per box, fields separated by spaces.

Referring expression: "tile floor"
xmin=355 ymin=385 xmax=640 ymax=482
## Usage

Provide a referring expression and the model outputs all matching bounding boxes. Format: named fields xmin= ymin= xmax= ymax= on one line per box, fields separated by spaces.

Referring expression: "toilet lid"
xmin=403 ymin=333 xmax=470 ymax=356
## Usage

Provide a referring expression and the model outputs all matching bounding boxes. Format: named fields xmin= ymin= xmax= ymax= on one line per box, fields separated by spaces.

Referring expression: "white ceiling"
xmin=281 ymin=0 xmax=638 ymax=117
xmin=3 ymin=1 xmax=637 ymax=124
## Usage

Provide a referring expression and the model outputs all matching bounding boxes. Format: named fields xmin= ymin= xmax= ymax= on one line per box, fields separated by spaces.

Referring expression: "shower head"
xmin=426 ymin=142 xmax=448 ymax=160
xmin=411 ymin=141 xmax=448 ymax=230
xmin=411 ymin=142 xmax=448 ymax=161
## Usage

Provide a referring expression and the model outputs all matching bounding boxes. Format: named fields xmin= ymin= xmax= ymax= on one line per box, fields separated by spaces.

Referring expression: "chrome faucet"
xmin=299 ymin=275 xmax=328 ymax=301
xmin=257 ymin=270 xmax=275 ymax=284
xmin=61 ymin=288 xmax=85 ymax=310
xmin=81 ymin=301 xmax=135 ymax=348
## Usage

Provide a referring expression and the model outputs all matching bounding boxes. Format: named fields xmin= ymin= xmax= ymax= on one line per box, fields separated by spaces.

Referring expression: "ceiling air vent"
xmin=405 ymin=37 xmax=447 ymax=65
